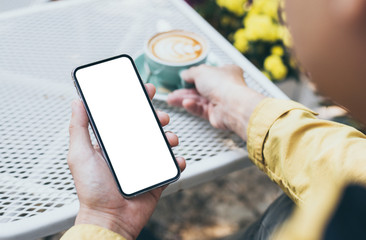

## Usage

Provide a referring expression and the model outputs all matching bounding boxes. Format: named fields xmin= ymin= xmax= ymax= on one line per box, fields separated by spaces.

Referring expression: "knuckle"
xmin=67 ymin=152 xmax=75 ymax=168
xmin=231 ymin=65 xmax=244 ymax=73
xmin=68 ymin=123 xmax=76 ymax=133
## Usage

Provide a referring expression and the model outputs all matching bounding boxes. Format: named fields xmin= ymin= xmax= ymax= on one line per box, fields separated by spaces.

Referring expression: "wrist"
xmin=223 ymin=86 xmax=265 ymax=141
xmin=75 ymin=206 xmax=134 ymax=240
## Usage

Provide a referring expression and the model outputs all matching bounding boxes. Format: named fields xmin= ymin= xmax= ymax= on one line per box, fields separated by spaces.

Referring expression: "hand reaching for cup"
xmin=167 ymin=64 xmax=265 ymax=141
xmin=67 ymin=83 xmax=186 ymax=240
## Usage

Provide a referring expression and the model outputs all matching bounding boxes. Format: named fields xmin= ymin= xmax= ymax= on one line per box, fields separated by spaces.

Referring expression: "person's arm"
xmin=248 ymin=98 xmax=366 ymax=204
xmin=168 ymin=64 xmax=366 ymax=205
xmin=167 ymin=64 xmax=265 ymax=141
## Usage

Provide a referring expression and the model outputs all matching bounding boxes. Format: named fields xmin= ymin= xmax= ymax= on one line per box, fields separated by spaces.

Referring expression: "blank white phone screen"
xmin=75 ymin=56 xmax=179 ymax=196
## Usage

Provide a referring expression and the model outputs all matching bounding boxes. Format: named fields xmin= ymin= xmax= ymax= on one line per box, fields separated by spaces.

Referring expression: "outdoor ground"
xmin=43 ymin=166 xmax=282 ymax=240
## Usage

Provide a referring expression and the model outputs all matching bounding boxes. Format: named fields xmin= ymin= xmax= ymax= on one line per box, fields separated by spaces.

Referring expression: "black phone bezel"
xmin=72 ymin=54 xmax=180 ymax=198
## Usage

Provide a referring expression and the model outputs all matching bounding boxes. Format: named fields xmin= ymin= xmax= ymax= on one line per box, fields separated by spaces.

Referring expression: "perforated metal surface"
xmin=153 ymin=100 xmax=245 ymax=162
xmin=0 ymin=76 xmax=75 ymax=223
xmin=0 ymin=0 xmax=285 ymax=238
xmin=0 ymin=0 xmax=48 ymax=13
xmin=0 ymin=72 xmax=245 ymax=224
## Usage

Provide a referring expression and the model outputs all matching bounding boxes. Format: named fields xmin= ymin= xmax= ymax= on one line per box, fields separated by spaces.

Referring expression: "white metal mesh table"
xmin=0 ymin=0 xmax=288 ymax=239
xmin=0 ymin=0 xmax=48 ymax=13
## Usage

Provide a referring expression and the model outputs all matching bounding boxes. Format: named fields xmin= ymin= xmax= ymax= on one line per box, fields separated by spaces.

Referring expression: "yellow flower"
xmin=264 ymin=54 xmax=288 ymax=80
xmin=250 ymin=0 xmax=280 ymax=20
xmin=216 ymin=0 xmax=247 ymax=16
xmin=271 ymin=45 xmax=284 ymax=56
xmin=244 ymin=13 xmax=279 ymax=42
xmin=233 ymin=28 xmax=249 ymax=53
xmin=278 ymin=26 xmax=292 ymax=47
xmin=279 ymin=0 xmax=286 ymax=22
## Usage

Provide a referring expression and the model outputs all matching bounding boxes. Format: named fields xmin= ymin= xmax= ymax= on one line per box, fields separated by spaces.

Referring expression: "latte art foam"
xmin=148 ymin=32 xmax=206 ymax=63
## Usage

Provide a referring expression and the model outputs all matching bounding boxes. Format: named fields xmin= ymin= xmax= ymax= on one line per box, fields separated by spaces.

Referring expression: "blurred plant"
xmin=187 ymin=0 xmax=300 ymax=82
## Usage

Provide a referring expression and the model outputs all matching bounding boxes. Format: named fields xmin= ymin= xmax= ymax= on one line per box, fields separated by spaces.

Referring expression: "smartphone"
xmin=72 ymin=54 xmax=180 ymax=197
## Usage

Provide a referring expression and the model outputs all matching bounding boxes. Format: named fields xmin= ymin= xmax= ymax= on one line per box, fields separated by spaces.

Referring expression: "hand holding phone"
xmin=67 ymin=83 xmax=185 ymax=239
xmin=72 ymin=54 xmax=181 ymax=197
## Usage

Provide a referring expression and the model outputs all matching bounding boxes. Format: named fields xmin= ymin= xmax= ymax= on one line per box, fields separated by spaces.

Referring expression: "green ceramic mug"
xmin=144 ymin=30 xmax=209 ymax=89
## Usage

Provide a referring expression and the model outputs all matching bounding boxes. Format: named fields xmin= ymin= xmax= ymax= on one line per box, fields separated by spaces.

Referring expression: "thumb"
xmin=180 ymin=68 xmax=197 ymax=84
xmin=69 ymin=100 xmax=93 ymax=152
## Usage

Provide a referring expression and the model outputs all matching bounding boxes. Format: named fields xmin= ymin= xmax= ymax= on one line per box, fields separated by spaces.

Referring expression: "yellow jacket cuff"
xmin=61 ymin=224 xmax=127 ymax=240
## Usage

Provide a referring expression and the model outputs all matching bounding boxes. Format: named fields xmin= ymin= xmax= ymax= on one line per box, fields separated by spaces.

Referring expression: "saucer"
xmin=134 ymin=52 xmax=220 ymax=96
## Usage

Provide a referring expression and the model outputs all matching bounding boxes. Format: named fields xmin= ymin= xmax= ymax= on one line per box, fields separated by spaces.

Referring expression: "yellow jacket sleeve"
xmin=248 ymin=98 xmax=366 ymax=239
xmin=247 ymin=98 xmax=366 ymax=205
xmin=61 ymin=224 xmax=127 ymax=240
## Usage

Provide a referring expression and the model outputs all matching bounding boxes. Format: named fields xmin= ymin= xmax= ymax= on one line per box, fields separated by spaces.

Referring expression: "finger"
xmin=155 ymin=157 xmax=186 ymax=191
xmin=165 ymin=131 xmax=178 ymax=147
xmin=180 ymin=65 xmax=207 ymax=84
xmin=167 ymin=89 xmax=201 ymax=106
xmin=180 ymin=69 xmax=195 ymax=84
xmin=182 ymin=98 xmax=208 ymax=119
xmin=156 ymin=110 xmax=170 ymax=126
xmin=176 ymin=156 xmax=186 ymax=172
xmin=69 ymin=100 xmax=93 ymax=150
xmin=223 ymin=64 xmax=244 ymax=74
xmin=171 ymin=88 xmax=200 ymax=95
xmin=145 ymin=83 xmax=156 ymax=100
xmin=149 ymin=156 xmax=186 ymax=197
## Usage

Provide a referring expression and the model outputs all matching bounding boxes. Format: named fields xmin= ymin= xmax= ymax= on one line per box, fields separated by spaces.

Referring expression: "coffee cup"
xmin=144 ymin=30 xmax=209 ymax=89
